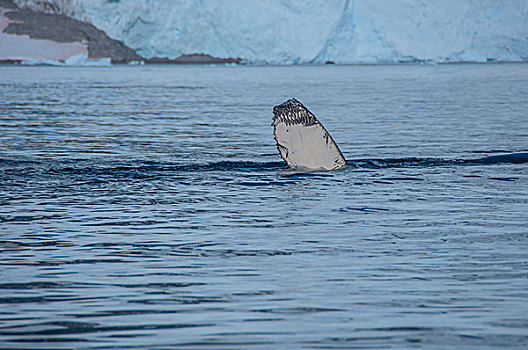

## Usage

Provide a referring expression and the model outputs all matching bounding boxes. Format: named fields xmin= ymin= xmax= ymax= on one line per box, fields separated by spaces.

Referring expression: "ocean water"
xmin=0 ymin=64 xmax=527 ymax=349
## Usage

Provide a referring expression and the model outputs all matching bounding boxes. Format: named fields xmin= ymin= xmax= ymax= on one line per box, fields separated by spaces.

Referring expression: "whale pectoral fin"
xmin=272 ymin=98 xmax=346 ymax=171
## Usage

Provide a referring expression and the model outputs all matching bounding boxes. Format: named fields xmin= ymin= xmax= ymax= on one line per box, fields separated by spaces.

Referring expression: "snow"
xmin=13 ymin=0 xmax=528 ymax=64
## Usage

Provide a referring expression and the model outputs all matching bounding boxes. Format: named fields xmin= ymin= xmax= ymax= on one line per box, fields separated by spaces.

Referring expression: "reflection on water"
xmin=0 ymin=64 xmax=527 ymax=349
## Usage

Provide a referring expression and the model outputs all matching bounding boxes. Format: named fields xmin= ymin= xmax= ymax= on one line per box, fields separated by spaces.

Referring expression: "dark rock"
xmin=147 ymin=53 xmax=243 ymax=65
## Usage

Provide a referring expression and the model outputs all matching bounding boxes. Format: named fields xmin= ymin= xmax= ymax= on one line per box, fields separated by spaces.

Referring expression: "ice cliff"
xmin=13 ymin=0 xmax=528 ymax=64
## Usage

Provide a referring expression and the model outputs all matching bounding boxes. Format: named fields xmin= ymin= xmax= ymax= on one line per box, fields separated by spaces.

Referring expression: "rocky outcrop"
xmin=0 ymin=0 xmax=17 ymax=9
xmin=1 ymin=0 xmax=142 ymax=63
xmin=147 ymin=53 xmax=243 ymax=65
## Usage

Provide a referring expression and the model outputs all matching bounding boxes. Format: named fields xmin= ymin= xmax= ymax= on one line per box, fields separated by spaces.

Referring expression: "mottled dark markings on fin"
xmin=272 ymin=98 xmax=318 ymax=126
xmin=277 ymin=143 xmax=288 ymax=158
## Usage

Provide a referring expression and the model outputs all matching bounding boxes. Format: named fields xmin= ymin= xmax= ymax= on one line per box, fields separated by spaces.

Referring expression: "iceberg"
xmin=64 ymin=53 xmax=111 ymax=66
xmin=20 ymin=53 xmax=111 ymax=66
xmin=13 ymin=0 xmax=528 ymax=64
xmin=20 ymin=58 xmax=64 ymax=66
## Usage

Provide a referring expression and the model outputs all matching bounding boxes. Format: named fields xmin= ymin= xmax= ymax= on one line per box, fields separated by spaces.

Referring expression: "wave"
xmin=0 ymin=153 xmax=526 ymax=176
xmin=347 ymin=152 xmax=528 ymax=169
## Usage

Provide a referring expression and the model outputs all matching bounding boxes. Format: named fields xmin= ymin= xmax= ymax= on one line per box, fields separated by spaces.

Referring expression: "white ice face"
xmin=272 ymin=98 xmax=346 ymax=171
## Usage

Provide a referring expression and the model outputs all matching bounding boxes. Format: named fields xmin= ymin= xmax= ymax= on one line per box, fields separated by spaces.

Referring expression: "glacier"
xmin=13 ymin=0 xmax=528 ymax=64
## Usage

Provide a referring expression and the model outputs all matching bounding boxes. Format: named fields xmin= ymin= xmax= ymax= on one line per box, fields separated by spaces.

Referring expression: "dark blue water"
xmin=1 ymin=64 xmax=527 ymax=349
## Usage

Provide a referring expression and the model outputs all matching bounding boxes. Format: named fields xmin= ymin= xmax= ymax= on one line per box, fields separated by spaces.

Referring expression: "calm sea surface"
xmin=0 ymin=64 xmax=527 ymax=349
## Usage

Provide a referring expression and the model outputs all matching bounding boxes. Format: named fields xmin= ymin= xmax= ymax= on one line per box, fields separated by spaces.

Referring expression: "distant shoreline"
xmin=1 ymin=60 xmax=526 ymax=67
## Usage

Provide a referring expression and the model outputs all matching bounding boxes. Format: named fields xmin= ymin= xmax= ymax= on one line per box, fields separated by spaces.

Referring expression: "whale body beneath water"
xmin=272 ymin=98 xmax=346 ymax=171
